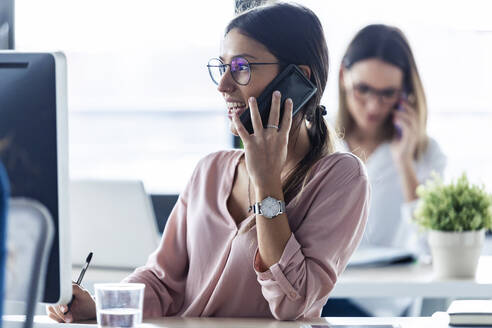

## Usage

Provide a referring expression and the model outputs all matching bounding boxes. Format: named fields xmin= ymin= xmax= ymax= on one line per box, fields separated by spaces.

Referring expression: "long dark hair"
xmin=337 ymin=24 xmax=428 ymax=159
xmin=226 ymin=2 xmax=336 ymax=205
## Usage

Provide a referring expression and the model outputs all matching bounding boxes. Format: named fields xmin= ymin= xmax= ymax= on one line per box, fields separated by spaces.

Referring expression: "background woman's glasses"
xmin=207 ymin=56 xmax=281 ymax=86
xmin=351 ymin=82 xmax=402 ymax=104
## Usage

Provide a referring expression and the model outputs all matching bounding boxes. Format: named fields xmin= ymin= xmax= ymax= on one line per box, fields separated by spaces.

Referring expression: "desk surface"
xmin=3 ymin=313 xmax=452 ymax=328
xmin=331 ymin=256 xmax=492 ymax=297
xmin=140 ymin=316 xmax=445 ymax=328
xmin=77 ymin=256 xmax=492 ymax=298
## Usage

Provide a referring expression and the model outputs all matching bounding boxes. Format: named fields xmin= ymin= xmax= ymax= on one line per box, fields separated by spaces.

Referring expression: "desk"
xmin=140 ymin=315 xmax=449 ymax=328
xmin=331 ymin=256 xmax=492 ymax=298
xmin=136 ymin=315 xmax=447 ymax=328
xmin=3 ymin=313 xmax=452 ymax=328
xmin=76 ymin=256 xmax=492 ymax=298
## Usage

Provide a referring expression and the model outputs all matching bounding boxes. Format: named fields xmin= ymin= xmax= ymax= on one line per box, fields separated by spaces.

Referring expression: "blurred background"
xmin=11 ymin=0 xmax=492 ymax=196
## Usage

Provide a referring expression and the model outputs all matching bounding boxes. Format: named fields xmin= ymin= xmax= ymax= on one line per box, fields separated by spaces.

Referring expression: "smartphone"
xmin=239 ymin=64 xmax=317 ymax=134
xmin=394 ymin=91 xmax=408 ymax=139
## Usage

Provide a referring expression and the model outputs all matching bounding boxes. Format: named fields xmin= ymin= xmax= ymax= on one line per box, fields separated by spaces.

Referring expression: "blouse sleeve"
xmin=121 ymin=164 xmax=198 ymax=317
xmin=252 ymin=154 xmax=370 ymax=320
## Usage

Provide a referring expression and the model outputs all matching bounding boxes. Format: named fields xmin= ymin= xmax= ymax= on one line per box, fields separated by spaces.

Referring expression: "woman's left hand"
xmin=231 ymin=90 xmax=293 ymax=189
xmin=390 ymin=99 xmax=419 ymax=167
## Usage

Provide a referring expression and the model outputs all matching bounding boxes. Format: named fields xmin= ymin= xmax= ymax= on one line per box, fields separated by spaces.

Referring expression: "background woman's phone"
xmin=239 ymin=64 xmax=317 ymax=134
xmin=394 ymin=91 xmax=408 ymax=138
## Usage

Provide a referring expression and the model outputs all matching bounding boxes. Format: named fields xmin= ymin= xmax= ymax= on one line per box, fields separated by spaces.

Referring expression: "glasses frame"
xmin=348 ymin=79 xmax=403 ymax=105
xmin=207 ymin=56 xmax=282 ymax=86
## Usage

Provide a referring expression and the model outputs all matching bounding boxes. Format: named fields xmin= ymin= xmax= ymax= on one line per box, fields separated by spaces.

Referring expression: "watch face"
xmin=261 ymin=196 xmax=280 ymax=218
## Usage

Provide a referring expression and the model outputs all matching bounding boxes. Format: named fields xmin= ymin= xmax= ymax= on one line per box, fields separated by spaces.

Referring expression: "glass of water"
xmin=94 ymin=283 xmax=145 ymax=328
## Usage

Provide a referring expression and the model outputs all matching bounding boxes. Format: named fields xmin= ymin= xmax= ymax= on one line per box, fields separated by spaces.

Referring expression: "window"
xmin=301 ymin=0 xmax=492 ymax=188
xmin=16 ymin=0 xmax=235 ymax=193
xmin=16 ymin=0 xmax=492 ymax=192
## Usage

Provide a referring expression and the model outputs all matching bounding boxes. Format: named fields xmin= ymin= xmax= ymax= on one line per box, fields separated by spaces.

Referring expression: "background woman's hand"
xmin=46 ymin=283 xmax=96 ymax=323
xmin=231 ymin=91 xmax=293 ymax=189
xmin=390 ymin=99 xmax=419 ymax=167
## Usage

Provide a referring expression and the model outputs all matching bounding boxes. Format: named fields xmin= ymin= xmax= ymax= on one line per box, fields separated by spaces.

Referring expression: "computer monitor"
xmin=70 ymin=179 xmax=160 ymax=269
xmin=0 ymin=51 xmax=71 ymax=304
xmin=0 ymin=163 xmax=8 ymax=323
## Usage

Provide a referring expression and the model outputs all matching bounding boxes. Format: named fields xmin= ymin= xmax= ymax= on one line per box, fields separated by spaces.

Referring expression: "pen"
xmin=64 ymin=252 xmax=93 ymax=315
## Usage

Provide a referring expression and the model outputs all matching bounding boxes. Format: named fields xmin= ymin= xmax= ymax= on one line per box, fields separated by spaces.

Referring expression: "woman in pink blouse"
xmin=48 ymin=3 xmax=369 ymax=321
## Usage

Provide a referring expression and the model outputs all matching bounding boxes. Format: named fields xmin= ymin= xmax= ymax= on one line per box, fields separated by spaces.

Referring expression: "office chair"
xmin=4 ymin=198 xmax=54 ymax=328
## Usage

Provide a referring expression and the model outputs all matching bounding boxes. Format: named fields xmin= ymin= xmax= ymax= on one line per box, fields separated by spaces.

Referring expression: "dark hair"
xmin=337 ymin=24 xmax=428 ymax=159
xmin=226 ymin=2 xmax=335 ymax=204
xmin=342 ymin=24 xmax=413 ymax=93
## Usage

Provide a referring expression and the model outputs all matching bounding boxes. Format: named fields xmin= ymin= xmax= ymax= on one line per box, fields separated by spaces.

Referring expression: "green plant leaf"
xmin=414 ymin=172 xmax=492 ymax=231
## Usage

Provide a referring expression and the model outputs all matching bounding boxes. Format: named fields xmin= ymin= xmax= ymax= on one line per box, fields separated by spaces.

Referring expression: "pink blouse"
xmin=122 ymin=150 xmax=369 ymax=320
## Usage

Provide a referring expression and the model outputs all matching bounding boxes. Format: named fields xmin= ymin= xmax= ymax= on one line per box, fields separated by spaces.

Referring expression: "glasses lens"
xmin=381 ymin=89 xmax=399 ymax=103
xmin=207 ymin=58 xmax=224 ymax=85
xmin=353 ymin=84 xmax=370 ymax=100
xmin=230 ymin=57 xmax=250 ymax=85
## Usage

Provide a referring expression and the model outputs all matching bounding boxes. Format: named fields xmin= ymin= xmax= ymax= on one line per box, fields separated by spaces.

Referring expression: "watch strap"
xmin=279 ymin=200 xmax=286 ymax=214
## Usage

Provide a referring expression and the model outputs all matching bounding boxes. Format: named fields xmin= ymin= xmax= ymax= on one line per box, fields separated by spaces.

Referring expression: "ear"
xmin=298 ymin=65 xmax=311 ymax=80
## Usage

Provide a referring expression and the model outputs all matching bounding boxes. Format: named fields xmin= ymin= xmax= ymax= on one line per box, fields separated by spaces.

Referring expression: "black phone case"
xmin=239 ymin=64 xmax=317 ymax=134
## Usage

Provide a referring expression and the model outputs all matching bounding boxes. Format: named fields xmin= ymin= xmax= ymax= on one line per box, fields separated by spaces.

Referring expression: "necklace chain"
xmin=242 ymin=157 xmax=253 ymax=213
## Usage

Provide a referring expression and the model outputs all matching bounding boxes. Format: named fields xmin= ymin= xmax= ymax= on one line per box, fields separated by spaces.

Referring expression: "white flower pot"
xmin=427 ymin=229 xmax=485 ymax=278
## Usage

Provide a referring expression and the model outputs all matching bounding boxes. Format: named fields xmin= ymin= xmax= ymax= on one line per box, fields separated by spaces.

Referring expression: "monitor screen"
xmin=0 ymin=163 xmax=8 ymax=327
xmin=0 ymin=52 xmax=71 ymax=304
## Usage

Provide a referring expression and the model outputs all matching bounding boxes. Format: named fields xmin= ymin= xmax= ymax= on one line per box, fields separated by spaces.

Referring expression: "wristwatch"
xmin=253 ymin=196 xmax=286 ymax=219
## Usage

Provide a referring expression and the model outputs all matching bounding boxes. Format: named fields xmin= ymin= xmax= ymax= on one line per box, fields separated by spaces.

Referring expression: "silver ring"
xmin=266 ymin=124 xmax=279 ymax=130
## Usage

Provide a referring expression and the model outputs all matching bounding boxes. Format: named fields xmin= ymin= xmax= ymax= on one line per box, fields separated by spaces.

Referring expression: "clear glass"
xmin=94 ymin=283 xmax=145 ymax=328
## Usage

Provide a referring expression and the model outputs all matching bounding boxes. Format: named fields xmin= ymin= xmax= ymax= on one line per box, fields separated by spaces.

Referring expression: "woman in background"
xmin=323 ymin=24 xmax=447 ymax=317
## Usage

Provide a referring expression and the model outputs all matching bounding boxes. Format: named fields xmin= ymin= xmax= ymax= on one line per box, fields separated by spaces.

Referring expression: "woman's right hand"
xmin=46 ymin=283 xmax=96 ymax=323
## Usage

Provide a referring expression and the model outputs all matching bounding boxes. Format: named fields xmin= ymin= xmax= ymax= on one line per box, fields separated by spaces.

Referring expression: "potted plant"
xmin=414 ymin=173 xmax=492 ymax=278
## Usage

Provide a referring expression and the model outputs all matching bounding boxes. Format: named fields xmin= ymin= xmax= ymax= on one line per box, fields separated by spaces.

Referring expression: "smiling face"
xmin=217 ymin=28 xmax=281 ymax=136
xmin=342 ymin=58 xmax=404 ymax=135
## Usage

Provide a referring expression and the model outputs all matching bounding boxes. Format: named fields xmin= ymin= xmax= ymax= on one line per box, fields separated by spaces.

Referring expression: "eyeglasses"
xmin=207 ymin=56 xmax=281 ymax=86
xmin=350 ymin=82 xmax=402 ymax=105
